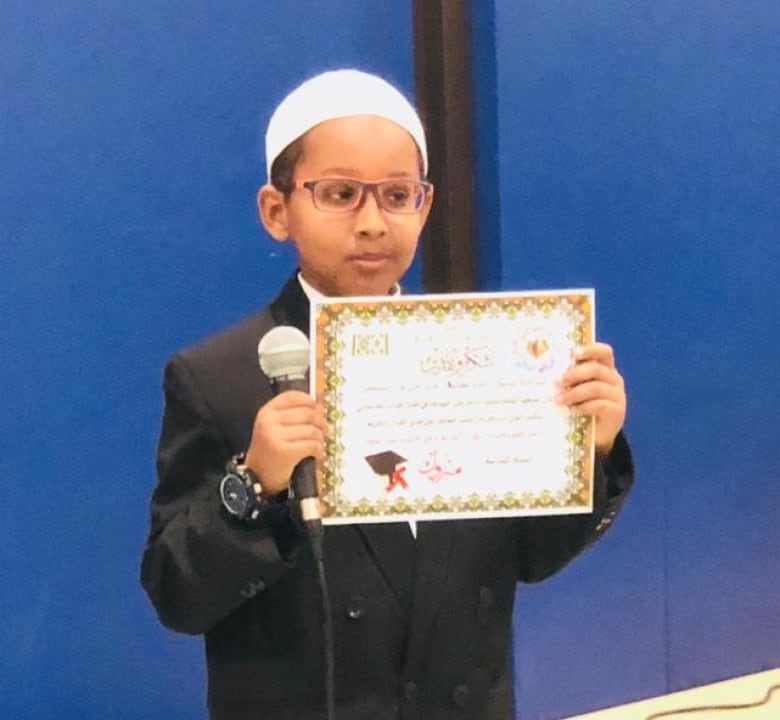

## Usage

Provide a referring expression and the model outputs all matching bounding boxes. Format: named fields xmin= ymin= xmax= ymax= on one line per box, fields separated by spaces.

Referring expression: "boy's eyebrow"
xmin=318 ymin=168 xmax=418 ymax=179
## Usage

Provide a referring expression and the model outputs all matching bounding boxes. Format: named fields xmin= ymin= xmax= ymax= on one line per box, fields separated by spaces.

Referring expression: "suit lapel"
xmin=356 ymin=522 xmax=417 ymax=620
xmin=404 ymin=521 xmax=457 ymax=663
xmin=270 ymin=272 xmax=310 ymax=336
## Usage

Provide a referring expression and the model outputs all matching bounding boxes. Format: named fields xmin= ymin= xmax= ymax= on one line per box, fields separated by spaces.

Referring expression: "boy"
xmin=141 ymin=69 xmax=632 ymax=720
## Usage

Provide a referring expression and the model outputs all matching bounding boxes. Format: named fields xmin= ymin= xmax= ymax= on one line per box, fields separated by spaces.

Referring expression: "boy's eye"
xmin=316 ymin=180 xmax=360 ymax=206
xmin=380 ymin=182 xmax=414 ymax=208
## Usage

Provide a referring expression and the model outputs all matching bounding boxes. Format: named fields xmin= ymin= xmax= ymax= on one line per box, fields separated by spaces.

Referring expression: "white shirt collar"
xmin=297 ymin=272 xmax=401 ymax=301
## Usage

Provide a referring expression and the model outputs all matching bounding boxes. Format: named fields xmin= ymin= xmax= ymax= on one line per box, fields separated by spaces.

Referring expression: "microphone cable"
xmin=304 ymin=517 xmax=336 ymax=720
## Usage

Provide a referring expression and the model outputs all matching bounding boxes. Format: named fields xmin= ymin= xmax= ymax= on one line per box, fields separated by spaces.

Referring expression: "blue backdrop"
xmin=2 ymin=2 xmax=417 ymax=718
xmin=2 ymin=1 xmax=778 ymax=719
xmin=472 ymin=1 xmax=780 ymax=718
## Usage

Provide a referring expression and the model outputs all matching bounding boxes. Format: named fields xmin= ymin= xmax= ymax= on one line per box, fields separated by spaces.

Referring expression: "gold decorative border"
xmin=314 ymin=292 xmax=594 ymax=520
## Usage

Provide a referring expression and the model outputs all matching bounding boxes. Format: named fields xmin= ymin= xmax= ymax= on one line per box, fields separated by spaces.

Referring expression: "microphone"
xmin=257 ymin=326 xmax=320 ymax=524
xmin=258 ymin=327 xmax=334 ymax=720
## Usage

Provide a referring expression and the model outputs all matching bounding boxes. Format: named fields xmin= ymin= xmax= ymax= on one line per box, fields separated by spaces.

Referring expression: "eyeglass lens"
xmin=310 ymin=179 xmax=426 ymax=213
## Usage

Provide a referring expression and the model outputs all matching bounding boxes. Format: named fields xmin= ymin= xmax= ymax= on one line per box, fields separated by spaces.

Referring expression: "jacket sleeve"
xmin=514 ymin=431 xmax=634 ymax=583
xmin=140 ymin=353 xmax=299 ymax=635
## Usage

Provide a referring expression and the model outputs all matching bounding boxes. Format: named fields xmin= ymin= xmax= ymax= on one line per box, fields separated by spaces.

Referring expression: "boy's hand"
xmin=244 ymin=391 xmax=329 ymax=496
xmin=555 ymin=342 xmax=626 ymax=456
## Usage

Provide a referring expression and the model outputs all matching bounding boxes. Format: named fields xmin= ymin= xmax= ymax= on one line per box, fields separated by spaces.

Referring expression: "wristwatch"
xmin=219 ymin=455 xmax=270 ymax=523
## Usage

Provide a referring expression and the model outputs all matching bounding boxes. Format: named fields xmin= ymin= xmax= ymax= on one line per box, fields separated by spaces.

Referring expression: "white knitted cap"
xmin=264 ymin=69 xmax=428 ymax=179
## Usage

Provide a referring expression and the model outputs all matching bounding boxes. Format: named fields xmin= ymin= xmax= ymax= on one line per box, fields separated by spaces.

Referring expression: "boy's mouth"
xmin=349 ymin=252 xmax=392 ymax=269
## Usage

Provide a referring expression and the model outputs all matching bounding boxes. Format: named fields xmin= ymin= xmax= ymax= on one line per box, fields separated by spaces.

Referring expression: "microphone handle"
xmin=272 ymin=376 xmax=320 ymax=518
xmin=292 ymin=458 xmax=320 ymax=521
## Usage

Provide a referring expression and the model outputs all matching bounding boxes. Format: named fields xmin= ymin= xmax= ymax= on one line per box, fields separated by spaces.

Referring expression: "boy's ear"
xmin=257 ymin=184 xmax=289 ymax=241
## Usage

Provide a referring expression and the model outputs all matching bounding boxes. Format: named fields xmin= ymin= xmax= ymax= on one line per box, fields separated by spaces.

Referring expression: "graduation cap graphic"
xmin=365 ymin=450 xmax=408 ymax=493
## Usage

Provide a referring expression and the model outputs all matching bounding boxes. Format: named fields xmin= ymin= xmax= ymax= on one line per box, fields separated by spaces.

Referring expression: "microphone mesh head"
xmin=257 ymin=326 xmax=310 ymax=380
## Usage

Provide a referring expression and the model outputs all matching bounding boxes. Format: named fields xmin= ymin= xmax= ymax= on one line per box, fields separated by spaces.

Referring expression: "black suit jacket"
xmin=141 ymin=274 xmax=634 ymax=720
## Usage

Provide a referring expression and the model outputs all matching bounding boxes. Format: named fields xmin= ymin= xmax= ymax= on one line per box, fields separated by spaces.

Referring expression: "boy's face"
xmin=259 ymin=115 xmax=432 ymax=297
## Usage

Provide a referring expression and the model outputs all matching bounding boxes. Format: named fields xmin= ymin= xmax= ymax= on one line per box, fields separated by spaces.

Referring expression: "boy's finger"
xmin=574 ymin=342 xmax=615 ymax=367
xmin=285 ymin=438 xmax=327 ymax=462
xmin=277 ymin=421 xmax=327 ymax=443
xmin=313 ymin=402 xmax=332 ymax=436
xmin=564 ymin=398 xmax=614 ymax=415
xmin=559 ymin=361 xmax=622 ymax=389
xmin=268 ymin=406 xmax=323 ymax=428
xmin=555 ymin=380 xmax=622 ymax=407
xmin=269 ymin=390 xmax=318 ymax=409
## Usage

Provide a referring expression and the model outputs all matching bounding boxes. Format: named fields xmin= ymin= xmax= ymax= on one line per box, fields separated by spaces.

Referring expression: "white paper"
xmin=312 ymin=290 xmax=595 ymax=524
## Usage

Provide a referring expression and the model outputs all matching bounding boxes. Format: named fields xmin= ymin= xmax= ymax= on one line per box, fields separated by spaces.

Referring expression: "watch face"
xmin=220 ymin=474 xmax=252 ymax=517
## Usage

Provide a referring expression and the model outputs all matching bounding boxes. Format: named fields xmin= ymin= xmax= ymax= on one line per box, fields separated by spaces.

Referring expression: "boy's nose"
xmin=354 ymin=190 xmax=388 ymax=239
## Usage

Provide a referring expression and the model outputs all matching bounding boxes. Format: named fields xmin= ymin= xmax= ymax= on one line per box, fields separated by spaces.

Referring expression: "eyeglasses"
xmin=294 ymin=177 xmax=432 ymax=214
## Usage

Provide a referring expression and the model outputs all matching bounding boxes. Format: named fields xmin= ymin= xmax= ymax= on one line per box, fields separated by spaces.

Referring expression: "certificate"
xmin=312 ymin=290 xmax=595 ymax=524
